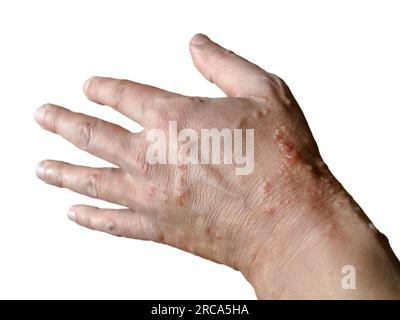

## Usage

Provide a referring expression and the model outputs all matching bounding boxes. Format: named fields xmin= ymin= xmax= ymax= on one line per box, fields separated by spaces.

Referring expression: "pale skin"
xmin=35 ymin=34 xmax=400 ymax=299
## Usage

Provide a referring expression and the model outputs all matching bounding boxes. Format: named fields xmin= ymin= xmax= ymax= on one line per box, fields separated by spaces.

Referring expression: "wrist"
xmin=243 ymin=165 xmax=400 ymax=299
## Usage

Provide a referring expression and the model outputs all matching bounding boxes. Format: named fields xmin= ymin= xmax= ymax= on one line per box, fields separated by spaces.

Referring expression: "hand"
xmin=35 ymin=34 xmax=400 ymax=299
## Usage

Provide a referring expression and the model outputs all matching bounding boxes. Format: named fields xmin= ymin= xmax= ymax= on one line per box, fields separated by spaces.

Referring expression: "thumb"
xmin=189 ymin=33 xmax=271 ymax=98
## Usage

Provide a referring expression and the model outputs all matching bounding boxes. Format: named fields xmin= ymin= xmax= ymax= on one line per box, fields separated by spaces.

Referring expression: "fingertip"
xmin=68 ymin=204 xmax=88 ymax=222
xmin=36 ymin=160 xmax=48 ymax=179
xmin=190 ymin=33 xmax=211 ymax=47
xmin=83 ymin=76 xmax=97 ymax=95
xmin=67 ymin=208 xmax=76 ymax=221
xmin=34 ymin=104 xmax=49 ymax=124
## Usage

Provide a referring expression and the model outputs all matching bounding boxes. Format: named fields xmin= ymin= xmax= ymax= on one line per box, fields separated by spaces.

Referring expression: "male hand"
xmin=35 ymin=34 xmax=400 ymax=299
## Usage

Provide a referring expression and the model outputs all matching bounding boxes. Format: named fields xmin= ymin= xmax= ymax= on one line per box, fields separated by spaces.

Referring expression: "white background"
xmin=0 ymin=0 xmax=399 ymax=299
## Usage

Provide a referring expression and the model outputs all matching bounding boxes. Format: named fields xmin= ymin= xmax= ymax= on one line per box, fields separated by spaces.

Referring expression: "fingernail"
xmin=36 ymin=161 xmax=47 ymax=179
xmin=191 ymin=33 xmax=210 ymax=47
xmin=34 ymin=105 xmax=47 ymax=123
xmin=83 ymin=77 xmax=93 ymax=94
xmin=67 ymin=209 xmax=76 ymax=221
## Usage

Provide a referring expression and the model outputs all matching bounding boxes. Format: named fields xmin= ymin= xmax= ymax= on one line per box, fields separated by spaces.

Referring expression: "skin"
xmin=35 ymin=34 xmax=400 ymax=299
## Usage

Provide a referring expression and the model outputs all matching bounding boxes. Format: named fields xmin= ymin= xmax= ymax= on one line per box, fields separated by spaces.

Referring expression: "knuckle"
xmin=151 ymin=96 xmax=193 ymax=128
xmin=85 ymin=173 xmax=101 ymax=198
xmin=269 ymin=74 xmax=287 ymax=90
xmin=76 ymin=120 xmax=97 ymax=150
xmin=103 ymin=217 xmax=119 ymax=236
xmin=147 ymin=107 xmax=171 ymax=129
xmin=146 ymin=95 xmax=197 ymax=129
xmin=213 ymin=49 xmax=235 ymax=65
xmin=84 ymin=214 xmax=94 ymax=230
xmin=51 ymin=162 xmax=65 ymax=188
xmin=138 ymin=214 xmax=153 ymax=241
xmin=264 ymin=73 xmax=285 ymax=91
xmin=158 ymin=108 xmax=172 ymax=124
xmin=188 ymin=96 xmax=206 ymax=105
xmin=268 ymin=75 xmax=293 ymax=106
xmin=43 ymin=105 xmax=59 ymax=133
xmin=53 ymin=171 xmax=64 ymax=188
xmin=114 ymin=79 xmax=130 ymax=109
xmin=118 ymin=135 xmax=151 ymax=177
xmin=134 ymin=151 xmax=150 ymax=177
xmin=118 ymin=133 xmax=131 ymax=156
xmin=117 ymin=134 xmax=135 ymax=167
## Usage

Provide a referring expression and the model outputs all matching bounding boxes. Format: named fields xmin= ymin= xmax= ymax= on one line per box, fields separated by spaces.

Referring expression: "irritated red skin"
xmin=34 ymin=34 xmax=400 ymax=299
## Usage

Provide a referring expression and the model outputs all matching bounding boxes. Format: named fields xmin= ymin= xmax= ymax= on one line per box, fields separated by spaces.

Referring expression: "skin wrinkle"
xmin=175 ymin=163 xmax=188 ymax=206
xmin=114 ymin=81 xmax=128 ymax=113
xmin=120 ymin=135 xmax=140 ymax=172
xmin=42 ymin=104 xmax=58 ymax=134
xmin=76 ymin=121 xmax=93 ymax=151
xmin=206 ymin=49 xmax=236 ymax=85
xmin=104 ymin=216 xmax=118 ymax=236
xmin=242 ymin=204 xmax=289 ymax=278
xmin=261 ymin=176 xmax=276 ymax=215
xmin=53 ymin=165 xmax=65 ymax=188
xmin=85 ymin=173 xmax=99 ymax=198
xmin=35 ymin=34 xmax=400 ymax=299
xmin=277 ymin=217 xmax=348 ymax=298
xmin=148 ymin=183 xmax=157 ymax=197
xmin=251 ymin=209 xmax=338 ymax=294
